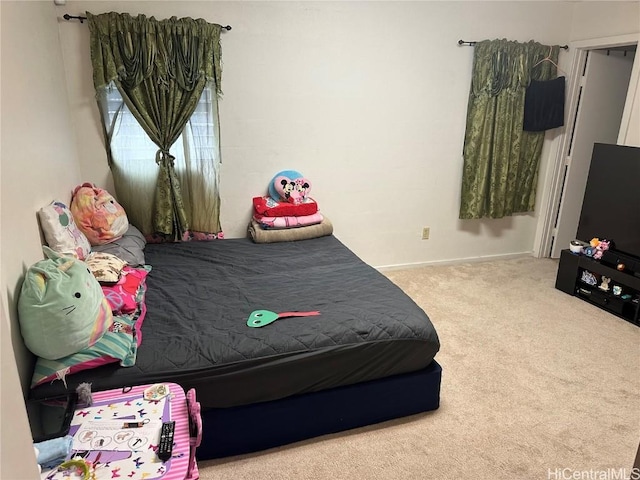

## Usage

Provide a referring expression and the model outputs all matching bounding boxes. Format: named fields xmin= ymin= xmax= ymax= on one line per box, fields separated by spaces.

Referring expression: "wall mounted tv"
xmin=576 ymin=142 xmax=640 ymax=260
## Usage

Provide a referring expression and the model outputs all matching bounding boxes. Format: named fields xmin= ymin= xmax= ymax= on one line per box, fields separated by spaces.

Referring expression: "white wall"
xmin=0 ymin=2 xmax=638 ymax=477
xmin=1 ymin=0 xmax=82 ymax=389
xmin=570 ymin=1 xmax=640 ymax=41
xmin=60 ymin=0 xmax=578 ymax=268
xmin=1 ymin=300 xmax=40 ymax=480
xmin=624 ymin=82 xmax=640 ymax=147
xmin=1 ymin=1 xmax=81 ymax=478
xmin=620 ymin=48 xmax=640 ymax=148
xmin=569 ymin=2 xmax=640 ymax=148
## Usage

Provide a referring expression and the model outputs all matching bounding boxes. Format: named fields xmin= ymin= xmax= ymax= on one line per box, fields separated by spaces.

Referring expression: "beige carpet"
xmin=198 ymin=257 xmax=640 ymax=480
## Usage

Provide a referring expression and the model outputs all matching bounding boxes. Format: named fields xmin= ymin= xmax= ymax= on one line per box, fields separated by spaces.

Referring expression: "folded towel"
xmin=35 ymin=435 xmax=73 ymax=469
xmin=253 ymin=212 xmax=324 ymax=229
xmin=248 ymin=217 xmax=333 ymax=243
xmin=253 ymin=196 xmax=318 ymax=217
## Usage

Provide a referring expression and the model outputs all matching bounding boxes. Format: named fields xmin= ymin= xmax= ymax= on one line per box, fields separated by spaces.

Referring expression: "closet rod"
xmin=458 ymin=39 xmax=568 ymax=50
xmin=63 ymin=14 xmax=232 ymax=30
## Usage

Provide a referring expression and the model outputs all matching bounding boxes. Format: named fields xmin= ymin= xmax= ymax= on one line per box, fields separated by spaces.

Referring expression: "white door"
xmin=551 ymin=49 xmax=635 ymax=257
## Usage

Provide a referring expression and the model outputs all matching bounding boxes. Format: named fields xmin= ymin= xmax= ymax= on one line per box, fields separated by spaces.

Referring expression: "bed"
xmin=29 ymin=235 xmax=441 ymax=459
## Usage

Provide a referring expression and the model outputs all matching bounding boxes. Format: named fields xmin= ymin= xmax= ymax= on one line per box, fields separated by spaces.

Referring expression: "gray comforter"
xmin=31 ymin=236 xmax=439 ymax=408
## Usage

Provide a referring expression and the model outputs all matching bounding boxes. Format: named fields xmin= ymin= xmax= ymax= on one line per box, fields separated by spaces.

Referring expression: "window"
xmin=99 ymin=81 xmax=222 ymax=236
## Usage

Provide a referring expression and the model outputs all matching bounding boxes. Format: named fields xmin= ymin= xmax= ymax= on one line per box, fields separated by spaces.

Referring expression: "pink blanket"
xmin=253 ymin=212 xmax=324 ymax=229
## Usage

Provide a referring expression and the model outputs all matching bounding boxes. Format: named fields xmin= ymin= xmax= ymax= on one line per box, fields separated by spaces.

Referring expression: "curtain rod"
xmin=63 ymin=14 xmax=232 ymax=30
xmin=458 ymin=39 xmax=568 ymax=50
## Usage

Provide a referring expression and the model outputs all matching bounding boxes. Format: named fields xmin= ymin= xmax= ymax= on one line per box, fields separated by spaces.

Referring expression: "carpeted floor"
xmin=197 ymin=257 xmax=640 ymax=480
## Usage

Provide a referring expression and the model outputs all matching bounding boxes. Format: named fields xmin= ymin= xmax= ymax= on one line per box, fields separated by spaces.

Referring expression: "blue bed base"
xmin=197 ymin=360 xmax=442 ymax=459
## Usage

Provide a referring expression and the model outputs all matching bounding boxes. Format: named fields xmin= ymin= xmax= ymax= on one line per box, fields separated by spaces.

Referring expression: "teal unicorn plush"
xmin=18 ymin=246 xmax=113 ymax=360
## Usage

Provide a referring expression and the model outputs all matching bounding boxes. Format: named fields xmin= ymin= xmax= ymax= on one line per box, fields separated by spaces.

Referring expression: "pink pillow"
xmin=70 ymin=183 xmax=129 ymax=245
xmin=273 ymin=175 xmax=312 ymax=204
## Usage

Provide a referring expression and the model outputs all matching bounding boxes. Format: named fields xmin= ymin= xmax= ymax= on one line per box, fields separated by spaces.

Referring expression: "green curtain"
xmin=87 ymin=12 xmax=223 ymax=240
xmin=459 ymin=40 xmax=560 ymax=219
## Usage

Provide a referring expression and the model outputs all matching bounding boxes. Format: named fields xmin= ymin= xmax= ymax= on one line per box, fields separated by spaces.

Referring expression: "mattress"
xmin=31 ymin=236 xmax=439 ymax=408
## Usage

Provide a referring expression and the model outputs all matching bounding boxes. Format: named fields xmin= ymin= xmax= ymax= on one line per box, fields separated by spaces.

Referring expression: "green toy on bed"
xmin=18 ymin=246 xmax=113 ymax=360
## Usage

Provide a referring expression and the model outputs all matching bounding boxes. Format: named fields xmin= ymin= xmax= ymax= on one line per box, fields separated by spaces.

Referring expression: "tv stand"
xmin=555 ymin=249 xmax=640 ymax=326
xmin=600 ymin=250 xmax=640 ymax=279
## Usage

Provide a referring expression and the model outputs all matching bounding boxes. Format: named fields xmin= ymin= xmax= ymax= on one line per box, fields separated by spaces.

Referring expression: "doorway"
xmin=537 ymin=33 xmax=640 ymax=259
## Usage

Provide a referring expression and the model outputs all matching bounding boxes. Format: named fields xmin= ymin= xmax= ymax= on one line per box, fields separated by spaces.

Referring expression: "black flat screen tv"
xmin=576 ymin=143 xmax=640 ymax=260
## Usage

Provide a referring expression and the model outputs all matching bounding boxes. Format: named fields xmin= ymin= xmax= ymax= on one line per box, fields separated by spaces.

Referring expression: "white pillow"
xmin=38 ymin=201 xmax=91 ymax=260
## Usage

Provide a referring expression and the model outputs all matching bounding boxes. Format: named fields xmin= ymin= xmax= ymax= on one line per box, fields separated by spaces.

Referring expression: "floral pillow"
xmin=38 ymin=201 xmax=91 ymax=260
xmin=70 ymin=183 xmax=129 ymax=246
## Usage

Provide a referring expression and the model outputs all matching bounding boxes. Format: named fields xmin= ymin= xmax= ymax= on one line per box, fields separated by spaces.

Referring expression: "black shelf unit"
xmin=555 ymin=249 xmax=640 ymax=326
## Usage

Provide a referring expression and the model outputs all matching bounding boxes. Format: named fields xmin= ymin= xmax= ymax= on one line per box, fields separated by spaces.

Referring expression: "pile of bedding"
xmin=249 ymin=170 xmax=333 ymax=243
xmin=21 ymin=183 xmax=150 ymax=388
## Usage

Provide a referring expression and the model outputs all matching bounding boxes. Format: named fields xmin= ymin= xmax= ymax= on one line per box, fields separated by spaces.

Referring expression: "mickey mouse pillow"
xmin=268 ymin=170 xmax=312 ymax=205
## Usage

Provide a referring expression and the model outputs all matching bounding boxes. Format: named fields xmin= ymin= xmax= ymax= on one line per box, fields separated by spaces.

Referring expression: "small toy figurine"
xmin=584 ymin=238 xmax=611 ymax=260
xmin=599 ymin=276 xmax=611 ymax=291
xmin=593 ymin=239 xmax=610 ymax=260
xmin=581 ymin=271 xmax=598 ymax=286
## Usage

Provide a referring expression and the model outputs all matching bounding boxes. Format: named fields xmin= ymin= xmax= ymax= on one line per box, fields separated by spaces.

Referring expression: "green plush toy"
xmin=18 ymin=246 xmax=113 ymax=360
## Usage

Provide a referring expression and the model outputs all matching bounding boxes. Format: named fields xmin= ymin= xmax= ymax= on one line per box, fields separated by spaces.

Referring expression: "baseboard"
xmin=375 ymin=251 xmax=534 ymax=272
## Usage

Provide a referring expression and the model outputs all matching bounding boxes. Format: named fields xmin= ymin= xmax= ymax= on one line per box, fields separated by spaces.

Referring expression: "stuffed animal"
xmin=70 ymin=183 xmax=129 ymax=246
xmin=18 ymin=246 xmax=113 ymax=360
xmin=268 ymin=170 xmax=312 ymax=205
xmin=593 ymin=239 xmax=611 ymax=260
xmin=585 ymin=238 xmax=602 ymax=258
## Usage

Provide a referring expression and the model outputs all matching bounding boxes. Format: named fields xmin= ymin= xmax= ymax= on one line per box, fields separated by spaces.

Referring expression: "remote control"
xmin=157 ymin=421 xmax=175 ymax=461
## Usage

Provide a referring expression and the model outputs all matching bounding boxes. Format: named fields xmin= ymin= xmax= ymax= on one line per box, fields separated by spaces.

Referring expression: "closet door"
xmin=551 ymin=49 xmax=635 ymax=257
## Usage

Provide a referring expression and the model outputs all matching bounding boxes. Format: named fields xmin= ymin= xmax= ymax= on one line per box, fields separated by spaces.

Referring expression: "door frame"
xmin=534 ymin=33 xmax=640 ymax=258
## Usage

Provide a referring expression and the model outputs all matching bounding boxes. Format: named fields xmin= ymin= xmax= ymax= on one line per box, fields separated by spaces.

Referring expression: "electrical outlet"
xmin=422 ymin=227 xmax=430 ymax=240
